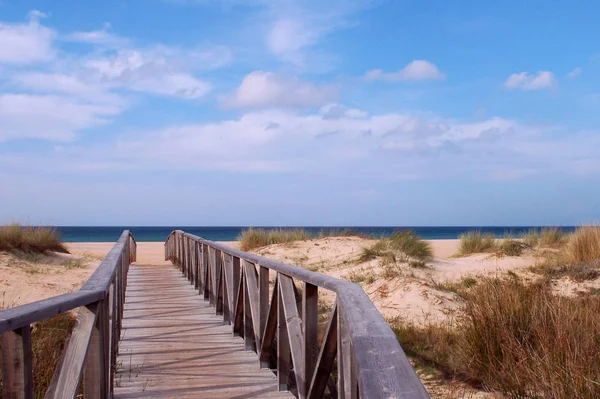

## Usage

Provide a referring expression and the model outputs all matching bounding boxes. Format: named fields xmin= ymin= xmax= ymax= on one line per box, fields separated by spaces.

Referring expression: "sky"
xmin=1 ymin=0 xmax=599 ymax=226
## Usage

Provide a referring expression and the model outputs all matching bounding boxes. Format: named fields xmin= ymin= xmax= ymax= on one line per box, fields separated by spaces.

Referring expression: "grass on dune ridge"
xmin=0 ymin=223 xmax=68 ymax=254
xmin=457 ymin=231 xmax=497 ymax=256
xmin=358 ymin=230 xmax=432 ymax=268
xmin=238 ymin=227 xmax=369 ymax=251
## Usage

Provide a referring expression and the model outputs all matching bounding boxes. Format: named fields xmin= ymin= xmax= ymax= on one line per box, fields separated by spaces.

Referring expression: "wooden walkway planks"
xmin=114 ymin=264 xmax=291 ymax=399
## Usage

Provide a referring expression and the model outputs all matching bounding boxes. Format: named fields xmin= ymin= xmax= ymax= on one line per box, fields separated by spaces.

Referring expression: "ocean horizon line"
xmin=48 ymin=225 xmax=578 ymax=243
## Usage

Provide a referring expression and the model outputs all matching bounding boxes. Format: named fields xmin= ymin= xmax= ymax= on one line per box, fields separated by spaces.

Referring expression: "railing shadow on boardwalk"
xmin=0 ymin=229 xmax=430 ymax=399
xmin=165 ymin=230 xmax=430 ymax=399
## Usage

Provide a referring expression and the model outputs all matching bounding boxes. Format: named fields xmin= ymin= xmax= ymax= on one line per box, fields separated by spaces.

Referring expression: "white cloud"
xmin=111 ymin=107 xmax=521 ymax=177
xmin=13 ymin=72 xmax=125 ymax=104
xmin=223 ymin=71 xmax=336 ymax=109
xmin=83 ymin=48 xmax=213 ymax=99
xmin=64 ymin=23 xmax=130 ymax=48
xmin=261 ymin=0 xmax=372 ymax=68
xmin=568 ymin=67 xmax=582 ymax=79
xmin=0 ymin=11 xmax=55 ymax=64
xmin=0 ymin=93 xmax=123 ymax=142
xmin=504 ymin=71 xmax=555 ymax=90
xmin=365 ymin=60 xmax=445 ymax=82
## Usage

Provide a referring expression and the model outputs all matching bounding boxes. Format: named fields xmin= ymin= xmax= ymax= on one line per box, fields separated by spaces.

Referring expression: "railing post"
xmin=215 ymin=250 xmax=223 ymax=315
xmin=1 ymin=326 xmax=33 ymax=399
xmin=83 ymin=301 xmax=106 ymax=399
xmin=277 ymin=274 xmax=291 ymax=392
xmin=258 ymin=265 xmax=269 ymax=352
xmin=303 ymin=283 xmax=318 ymax=397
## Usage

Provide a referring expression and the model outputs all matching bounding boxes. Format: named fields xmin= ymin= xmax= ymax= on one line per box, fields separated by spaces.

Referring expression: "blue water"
xmin=53 ymin=226 xmax=577 ymax=242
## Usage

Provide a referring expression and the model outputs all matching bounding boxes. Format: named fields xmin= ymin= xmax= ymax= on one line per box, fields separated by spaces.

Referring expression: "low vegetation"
xmin=0 ymin=224 xmax=67 ymax=254
xmin=389 ymin=230 xmax=433 ymax=261
xmin=529 ymin=225 xmax=600 ymax=281
xmin=0 ymin=311 xmax=76 ymax=398
xmin=345 ymin=267 xmax=377 ymax=284
xmin=239 ymin=227 xmax=370 ymax=251
xmin=358 ymin=230 xmax=432 ymax=266
xmin=239 ymin=227 xmax=312 ymax=251
xmin=567 ymin=225 xmax=600 ymax=263
xmin=539 ymin=226 xmax=567 ymax=247
xmin=457 ymin=231 xmax=497 ymax=256
xmin=389 ymin=276 xmax=600 ymax=399
xmin=500 ymin=237 xmax=527 ymax=256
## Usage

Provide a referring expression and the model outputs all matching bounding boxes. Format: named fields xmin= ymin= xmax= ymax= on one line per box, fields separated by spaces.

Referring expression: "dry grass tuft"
xmin=389 ymin=230 xmax=433 ymax=261
xmin=238 ymin=227 xmax=312 ymax=251
xmin=457 ymin=231 xmax=496 ymax=256
xmin=389 ymin=276 xmax=600 ymax=398
xmin=500 ymin=238 xmax=527 ymax=256
xmin=567 ymin=226 xmax=600 ymax=264
xmin=539 ymin=227 xmax=567 ymax=247
xmin=358 ymin=230 xmax=432 ymax=268
xmin=345 ymin=267 xmax=377 ymax=284
xmin=0 ymin=224 xmax=67 ymax=254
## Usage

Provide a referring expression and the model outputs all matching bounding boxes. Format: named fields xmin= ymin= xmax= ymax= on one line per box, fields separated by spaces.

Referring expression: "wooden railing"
xmin=0 ymin=230 xmax=136 ymax=399
xmin=165 ymin=230 xmax=429 ymax=399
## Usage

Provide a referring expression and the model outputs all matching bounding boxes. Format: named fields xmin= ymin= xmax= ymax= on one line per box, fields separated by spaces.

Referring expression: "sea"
xmin=53 ymin=226 xmax=577 ymax=242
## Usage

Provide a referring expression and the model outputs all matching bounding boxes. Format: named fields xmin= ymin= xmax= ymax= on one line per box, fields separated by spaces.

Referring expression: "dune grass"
xmin=529 ymin=226 xmax=600 ymax=281
xmin=457 ymin=231 xmax=497 ymax=256
xmin=238 ymin=227 xmax=312 ymax=251
xmin=539 ymin=227 xmax=567 ymax=247
xmin=0 ymin=311 xmax=76 ymax=398
xmin=389 ymin=230 xmax=433 ymax=261
xmin=358 ymin=230 xmax=432 ymax=269
xmin=0 ymin=224 xmax=67 ymax=254
xmin=567 ymin=225 xmax=600 ymax=264
xmin=389 ymin=276 xmax=600 ymax=398
xmin=500 ymin=237 xmax=527 ymax=256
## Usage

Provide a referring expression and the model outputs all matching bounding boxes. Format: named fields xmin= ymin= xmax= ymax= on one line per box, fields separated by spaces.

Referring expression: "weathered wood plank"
xmin=45 ymin=303 xmax=99 ymax=399
xmin=307 ymin=305 xmax=338 ymax=399
xmin=259 ymin=277 xmax=279 ymax=368
xmin=0 ymin=291 xmax=103 ymax=334
xmin=259 ymin=265 xmax=269 ymax=351
xmin=243 ymin=271 xmax=256 ymax=352
xmin=277 ymin=278 xmax=291 ymax=392
xmin=302 ymin=283 xmax=318 ymax=397
xmin=233 ymin=267 xmax=245 ymax=337
xmin=1 ymin=326 xmax=33 ymax=399
xmin=114 ymin=264 xmax=291 ymax=398
xmin=279 ymin=274 xmax=305 ymax=398
xmin=83 ymin=301 xmax=105 ymax=399
xmin=243 ymin=261 xmax=261 ymax=346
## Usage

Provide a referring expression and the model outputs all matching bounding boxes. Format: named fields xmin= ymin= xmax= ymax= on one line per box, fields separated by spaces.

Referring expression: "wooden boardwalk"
xmin=114 ymin=263 xmax=291 ymax=398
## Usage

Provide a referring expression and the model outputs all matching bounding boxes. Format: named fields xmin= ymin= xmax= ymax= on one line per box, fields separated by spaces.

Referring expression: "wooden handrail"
xmin=0 ymin=230 xmax=136 ymax=399
xmin=165 ymin=230 xmax=429 ymax=399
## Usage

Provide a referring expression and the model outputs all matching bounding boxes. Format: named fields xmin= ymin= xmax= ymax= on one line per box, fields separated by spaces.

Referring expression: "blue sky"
xmin=1 ymin=0 xmax=599 ymax=226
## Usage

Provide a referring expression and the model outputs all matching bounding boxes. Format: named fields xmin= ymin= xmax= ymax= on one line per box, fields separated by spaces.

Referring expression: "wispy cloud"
xmin=0 ymin=11 xmax=55 ymax=65
xmin=567 ymin=67 xmax=583 ymax=79
xmin=504 ymin=71 xmax=555 ymax=90
xmin=63 ymin=22 xmax=130 ymax=48
xmin=222 ymin=71 xmax=337 ymax=109
xmin=365 ymin=60 xmax=446 ymax=82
